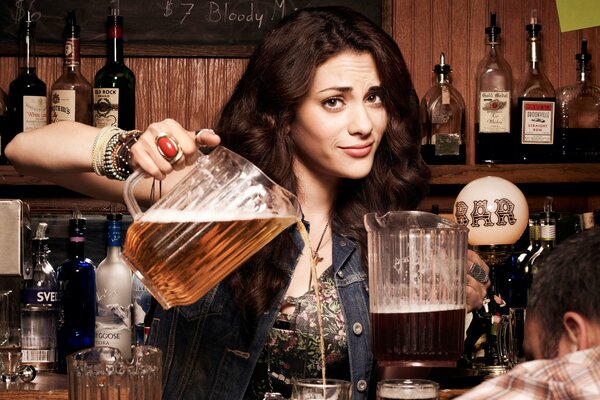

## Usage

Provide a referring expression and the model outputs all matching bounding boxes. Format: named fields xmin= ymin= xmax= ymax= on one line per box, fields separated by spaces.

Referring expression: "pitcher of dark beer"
xmin=364 ymin=211 xmax=468 ymax=367
xmin=122 ymin=146 xmax=302 ymax=309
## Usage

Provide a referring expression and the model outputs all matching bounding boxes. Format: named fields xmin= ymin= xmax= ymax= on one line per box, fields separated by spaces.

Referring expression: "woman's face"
xmin=291 ymin=51 xmax=388 ymax=182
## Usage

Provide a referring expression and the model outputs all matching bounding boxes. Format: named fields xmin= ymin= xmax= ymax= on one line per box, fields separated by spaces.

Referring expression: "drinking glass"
xmin=376 ymin=379 xmax=439 ymax=400
xmin=291 ymin=378 xmax=352 ymax=400
xmin=67 ymin=345 xmax=162 ymax=400
xmin=0 ymin=291 xmax=22 ymax=382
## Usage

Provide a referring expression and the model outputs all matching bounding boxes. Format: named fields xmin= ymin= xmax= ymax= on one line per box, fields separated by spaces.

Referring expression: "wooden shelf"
xmin=3 ymin=164 xmax=600 ymax=186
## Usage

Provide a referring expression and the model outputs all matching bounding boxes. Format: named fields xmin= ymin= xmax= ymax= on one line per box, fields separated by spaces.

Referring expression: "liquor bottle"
xmin=526 ymin=197 xmax=556 ymax=289
xmin=95 ymin=209 xmax=132 ymax=359
xmin=93 ymin=7 xmax=136 ymax=130
xmin=7 ymin=11 xmax=47 ymax=154
xmin=555 ymin=39 xmax=600 ymax=162
xmin=132 ymin=274 xmax=152 ymax=345
xmin=50 ymin=10 xmax=92 ymax=125
xmin=20 ymin=222 xmax=59 ymax=371
xmin=55 ymin=209 xmax=96 ymax=374
xmin=420 ymin=53 xmax=466 ymax=164
xmin=475 ymin=12 xmax=513 ymax=164
xmin=514 ymin=10 xmax=556 ymax=163
xmin=516 ymin=214 xmax=540 ymax=305
xmin=0 ymin=87 xmax=9 ymax=164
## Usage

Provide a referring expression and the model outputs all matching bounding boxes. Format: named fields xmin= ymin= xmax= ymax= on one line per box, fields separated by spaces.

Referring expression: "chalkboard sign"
xmin=0 ymin=0 xmax=382 ymax=57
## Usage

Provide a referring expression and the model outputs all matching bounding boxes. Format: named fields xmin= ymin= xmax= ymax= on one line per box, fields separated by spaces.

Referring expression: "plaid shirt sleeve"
xmin=455 ymin=346 xmax=600 ymax=400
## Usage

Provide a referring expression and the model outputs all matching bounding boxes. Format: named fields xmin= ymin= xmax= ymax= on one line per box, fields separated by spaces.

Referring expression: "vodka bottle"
xmin=93 ymin=7 xmax=136 ymax=130
xmin=420 ymin=53 xmax=466 ymax=164
xmin=50 ymin=10 xmax=92 ymax=124
xmin=556 ymin=39 xmax=600 ymax=162
xmin=95 ymin=211 xmax=132 ymax=359
xmin=475 ymin=12 xmax=513 ymax=164
xmin=514 ymin=10 xmax=557 ymax=163
xmin=20 ymin=223 xmax=58 ymax=371
xmin=55 ymin=209 xmax=96 ymax=373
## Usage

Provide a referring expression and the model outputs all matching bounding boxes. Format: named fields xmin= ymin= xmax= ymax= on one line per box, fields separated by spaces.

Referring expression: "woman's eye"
xmin=322 ymin=98 xmax=344 ymax=110
xmin=366 ymin=93 xmax=383 ymax=105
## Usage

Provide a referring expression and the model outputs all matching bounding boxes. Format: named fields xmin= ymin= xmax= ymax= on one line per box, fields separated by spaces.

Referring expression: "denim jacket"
xmin=147 ymin=227 xmax=374 ymax=400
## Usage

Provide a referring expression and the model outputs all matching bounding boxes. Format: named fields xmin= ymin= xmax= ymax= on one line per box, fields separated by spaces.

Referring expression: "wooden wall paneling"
xmin=502 ymin=0 xmax=523 ymax=87
xmin=540 ymin=0 xmax=560 ymax=86
xmin=580 ymin=28 xmax=599 ymax=86
xmin=412 ymin=0 xmax=433 ymax=99
xmin=431 ymin=0 xmax=450 ymax=79
xmin=148 ymin=58 xmax=169 ymax=123
xmin=469 ymin=0 xmax=487 ymax=165
xmin=187 ymin=58 xmax=208 ymax=129
xmin=558 ymin=30 xmax=579 ymax=93
xmin=391 ymin=0 xmax=415 ymax=78
xmin=167 ymin=58 xmax=188 ymax=125
xmin=128 ymin=57 xmax=149 ymax=129
xmin=206 ymin=58 xmax=228 ymax=127
xmin=450 ymin=0 xmax=471 ymax=163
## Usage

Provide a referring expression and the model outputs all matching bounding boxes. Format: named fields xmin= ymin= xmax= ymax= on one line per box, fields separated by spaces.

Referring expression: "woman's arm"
xmin=6 ymin=119 xmax=220 ymax=206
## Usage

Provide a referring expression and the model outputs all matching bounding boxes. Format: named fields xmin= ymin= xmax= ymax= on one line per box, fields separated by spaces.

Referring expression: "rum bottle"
xmin=55 ymin=209 xmax=96 ymax=373
xmin=50 ymin=10 xmax=92 ymax=124
xmin=556 ymin=39 xmax=600 ymax=162
xmin=95 ymin=209 xmax=132 ymax=359
xmin=7 ymin=11 xmax=47 ymax=150
xmin=475 ymin=12 xmax=513 ymax=164
xmin=93 ymin=7 xmax=136 ymax=130
xmin=514 ymin=10 xmax=556 ymax=163
xmin=20 ymin=222 xmax=58 ymax=371
xmin=420 ymin=53 xmax=466 ymax=164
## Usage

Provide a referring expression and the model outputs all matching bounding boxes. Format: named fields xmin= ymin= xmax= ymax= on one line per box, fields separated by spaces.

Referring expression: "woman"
xmin=7 ymin=6 xmax=489 ymax=399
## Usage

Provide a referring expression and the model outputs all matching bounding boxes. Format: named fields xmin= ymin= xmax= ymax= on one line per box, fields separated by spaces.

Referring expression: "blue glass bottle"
xmin=55 ymin=209 xmax=96 ymax=374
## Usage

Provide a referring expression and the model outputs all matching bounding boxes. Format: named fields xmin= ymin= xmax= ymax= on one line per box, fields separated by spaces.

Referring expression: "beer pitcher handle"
xmin=123 ymin=169 xmax=146 ymax=220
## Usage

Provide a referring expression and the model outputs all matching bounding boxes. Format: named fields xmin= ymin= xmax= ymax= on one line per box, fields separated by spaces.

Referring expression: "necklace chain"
xmin=311 ymin=222 xmax=329 ymax=265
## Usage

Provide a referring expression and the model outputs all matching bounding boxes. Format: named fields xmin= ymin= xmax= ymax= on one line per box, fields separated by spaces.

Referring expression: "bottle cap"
xmin=64 ymin=9 xmax=80 ymax=37
xmin=526 ymin=9 xmax=541 ymax=36
xmin=485 ymin=12 xmax=501 ymax=41
xmin=576 ymin=39 xmax=591 ymax=64
xmin=433 ymin=52 xmax=452 ymax=75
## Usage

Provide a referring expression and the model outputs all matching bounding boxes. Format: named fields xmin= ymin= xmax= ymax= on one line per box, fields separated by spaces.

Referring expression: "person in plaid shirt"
xmin=458 ymin=227 xmax=600 ymax=400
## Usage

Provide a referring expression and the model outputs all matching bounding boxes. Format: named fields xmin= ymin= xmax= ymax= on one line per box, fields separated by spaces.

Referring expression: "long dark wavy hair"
xmin=217 ymin=6 xmax=430 ymax=321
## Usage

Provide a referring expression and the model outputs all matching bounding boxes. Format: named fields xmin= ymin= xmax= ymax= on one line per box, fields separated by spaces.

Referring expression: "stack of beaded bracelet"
xmin=91 ymin=126 xmax=141 ymax=181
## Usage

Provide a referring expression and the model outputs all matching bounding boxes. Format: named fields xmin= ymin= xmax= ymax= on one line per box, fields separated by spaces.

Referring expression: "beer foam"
xmin=139 ymin=208 xmax=295 ymax=223
xmin=374 ymin=303 xmax=465 ymax=313
xmin=378 ymin=386 xmax=437 ymax=399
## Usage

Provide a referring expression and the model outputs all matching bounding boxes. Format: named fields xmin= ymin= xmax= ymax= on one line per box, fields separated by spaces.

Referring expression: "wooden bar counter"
xmin=0 ymin=373 xmax=68 ymax=399
xmin=0 ymin=372 xmax=472 ymax=399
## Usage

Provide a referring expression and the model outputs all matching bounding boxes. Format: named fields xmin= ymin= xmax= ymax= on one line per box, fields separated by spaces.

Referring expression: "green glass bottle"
xmin=93 ymin=7 xmax=135 ymax=130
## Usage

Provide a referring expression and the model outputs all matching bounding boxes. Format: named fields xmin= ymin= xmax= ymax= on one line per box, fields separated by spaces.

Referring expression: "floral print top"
xmin=244 ymin=266 xmax=350 ymax=399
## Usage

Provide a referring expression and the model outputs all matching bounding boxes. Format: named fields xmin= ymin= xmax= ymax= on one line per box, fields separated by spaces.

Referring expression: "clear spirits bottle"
xmin=20 ymin=222 xmax=58 ymax=371
xmin=420 ymin=53 xmax=466 ymax=164
xmin=556 ymin=39 xmax=600 ymax=163
xmin=55 ymin=208 xmax=96 ymax=374
xmin=7 ymin=11 xmax=47 ymax=148
xmin=475 ymin=12 xmax=513 ymax=164
xmin=514 ymin=10 xmax=556 ymax=163
xmin=527 ymin=197 xmax=556 ymax=285
xmin=95 ymin=209 xmax=132 ymax=359
xmin=50 ymin=10 xmax=92 ymax=125
xmin=93 ymin=7 xmax=136 ymax=130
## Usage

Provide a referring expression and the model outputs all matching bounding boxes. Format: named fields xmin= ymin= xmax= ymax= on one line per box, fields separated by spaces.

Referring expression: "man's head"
xmin=524 ymin=228 xmax=600 ymax=359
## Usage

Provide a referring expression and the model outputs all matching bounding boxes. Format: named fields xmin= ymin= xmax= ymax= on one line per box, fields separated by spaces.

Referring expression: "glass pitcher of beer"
xmin=364 ymin=211 xmax=468 ymax=367
xmin=122 ymin=146 xmax=301 ymax=309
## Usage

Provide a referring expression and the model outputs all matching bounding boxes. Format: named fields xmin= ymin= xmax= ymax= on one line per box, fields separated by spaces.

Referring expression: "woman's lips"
xmin=340 ymin=143 xmax=373 ymax=158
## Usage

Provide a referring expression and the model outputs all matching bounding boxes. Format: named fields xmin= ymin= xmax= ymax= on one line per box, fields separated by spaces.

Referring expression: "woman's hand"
xmin=130 ymin=119 xmax=221 ymax=180
xmin=465 ymin=250 xmax=491 ymax=313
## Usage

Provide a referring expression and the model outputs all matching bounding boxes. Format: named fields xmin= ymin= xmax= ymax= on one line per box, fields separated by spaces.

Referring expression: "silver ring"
xmin=195 ymin=129 xmax=214 ymax=140
xmin=468 ymin=263 xmax=489 ymax=284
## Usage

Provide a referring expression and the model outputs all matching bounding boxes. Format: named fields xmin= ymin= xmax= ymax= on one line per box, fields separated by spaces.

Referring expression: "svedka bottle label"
xmin=93 ymin=88 xmax=119 ymax=128
xmin=50 ymin=90 xmax=76 ymax=123
xmin=479 ymin=91 xmax=510 ymax=132
xmin=521 ymin=100 xmax=555 ymax=144
xmin=22 ymin=96 xmax=47 ymax=131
